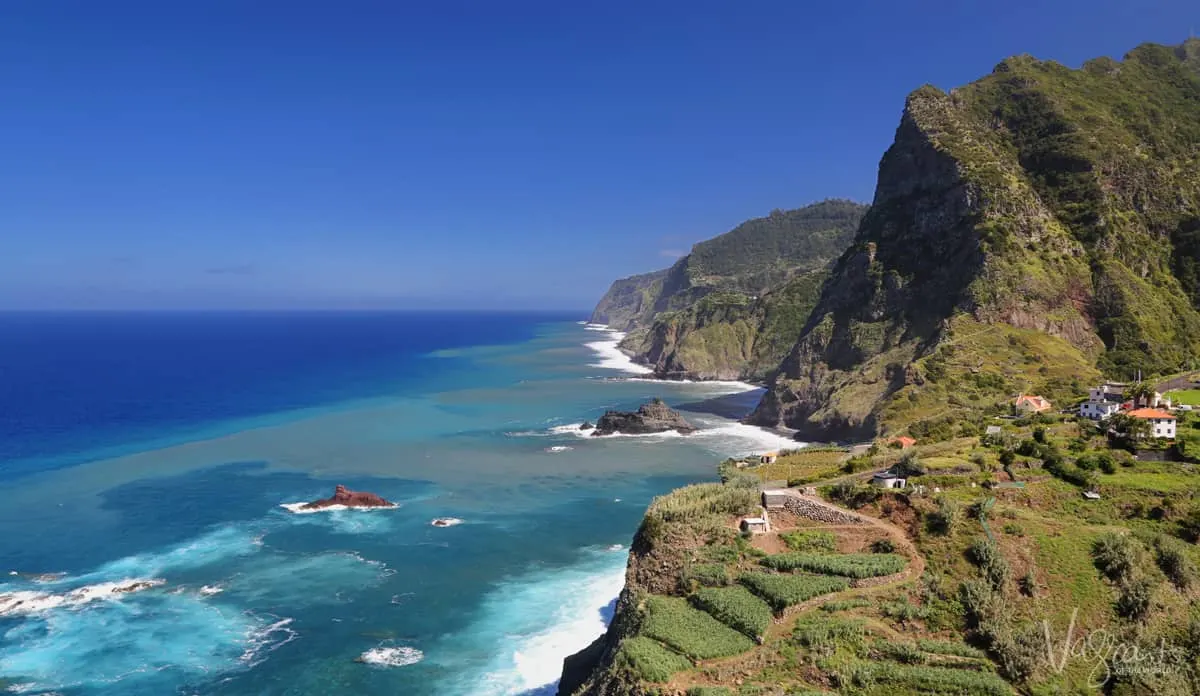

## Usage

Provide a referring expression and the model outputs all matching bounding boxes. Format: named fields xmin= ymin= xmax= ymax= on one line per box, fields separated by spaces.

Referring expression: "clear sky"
xmin=1 ymin=1 xmax=1195 ymax=310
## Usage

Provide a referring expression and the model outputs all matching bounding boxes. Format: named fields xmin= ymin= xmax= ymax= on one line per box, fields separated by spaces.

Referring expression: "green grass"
xmin=792 ymin=616 xmax=867 ymax=650
xmin=916 ymin=639 xmax=988 ymax=659
xmin=819 ymin=598 xmax=873 ymax=612
xmin=684 ymin=563 xmax=731 ymax=588
xmin=761 ymin=552 xmax=908 ymax=579
xmin=1167 ymin=389 xmax=1200 ymax=406
xmin=739 ymin=573 xmax=850 ymax=612
xmin=616 ymin=636 xmax=693 ymax=683
xmin=745 ymin=448 xmax=849 ymax=485
xmin=843 ymin=660 xmax=1012 ymax=695
xmin=640 ymin=595 xmax=755 ymax=660
xmin=691 ymin=586 xmax=773 ymax=640
xmin=686 ymin=688 xmax=734 ymax=696
xmin=781 ymin=530 xmax=837 ymax=552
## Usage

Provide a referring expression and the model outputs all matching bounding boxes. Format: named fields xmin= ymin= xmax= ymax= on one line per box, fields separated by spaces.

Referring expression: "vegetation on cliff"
xmin=750 ymin=39 xmax=1200 ymax=440
xmin=564 ymin=411 xmax=1200 ymax=695
xmin=590 ymin=200 xmax=867 ymax=379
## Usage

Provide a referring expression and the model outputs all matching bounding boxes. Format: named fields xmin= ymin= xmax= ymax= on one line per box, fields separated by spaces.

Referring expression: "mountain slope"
xmin=590 ymin=200 xmax=867 ymax=379
xmin=751 ymin=39 xmax=1200 ymax=440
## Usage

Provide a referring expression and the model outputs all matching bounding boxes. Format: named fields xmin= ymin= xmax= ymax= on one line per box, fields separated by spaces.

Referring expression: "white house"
xmin=1127 ymin=408 xmax=1177 ymax=439
xmin=1080 ymin=399 xmax=1121 ymax=420
xmin=1080 ymin=382 xmax=1127 ymax=420
xmin=871 ymin=471 xmax=907 ymax=489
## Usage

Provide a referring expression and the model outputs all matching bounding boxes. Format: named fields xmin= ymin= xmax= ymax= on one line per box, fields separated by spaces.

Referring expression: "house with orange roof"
xmin=1127 ymin=407 xmax=1177 ymax=439
xmin=887 ymin=436 xmax=917 ymax=449
xmin=1014 ymin=394 xmax=1052 ymax=415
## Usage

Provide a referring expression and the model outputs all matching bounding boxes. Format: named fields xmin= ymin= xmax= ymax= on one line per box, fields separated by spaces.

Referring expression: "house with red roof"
xmin=1127 ymin=408 xmax=1177 ymax=439
xmin=1014 ymin=394 xmax=1052 ymax=415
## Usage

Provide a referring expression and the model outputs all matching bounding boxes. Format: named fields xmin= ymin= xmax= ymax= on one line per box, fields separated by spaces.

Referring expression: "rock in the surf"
xmin=301 ymin=485 xmax=394 ymax=510
xmin=591 ymin=398 xmax=696 ymax=436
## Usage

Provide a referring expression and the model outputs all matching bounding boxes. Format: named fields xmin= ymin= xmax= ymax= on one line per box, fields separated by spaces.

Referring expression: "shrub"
xmin=761 ymin=552 xmax=907 ymax=578
xmin=1002 ymin=523 xmax=1024 ymax=537
xmin=894 ymin=451 xmax=927 ymax=477
xmin=691 ymin=586 xmax=772 ymax=641
xmin=780 ymin=530 xmax=836 ymax=552
xmin=1153 ymin=537 xmax=1198 ymax=589
xmin=616 ymin=636 xmax=692 ymax=683
xmin=989 ymin=622 xmax=1045 ymax=682
xmin=917 ymin=639 xmax=987 ymax=659
xmin=870 ymin=538 xmax=896 ymax=553
xmin=738 ymin=573 xmax=849 ymax=612
xmin=925 ymin=497 xmax=960 ymax=535
xmin=791 ymin=616 xmax=866 ymax=652
xmin=641 ymin=595 xmax=755 ymax=660
xmin=959 ymin=579 xmax=1003 ymax=628
xmin=881 ymin=598 xmax=930 ymax=624
xmin=1115 ymin=575 xmax=1154 ymax=620
xmin=1092 ymin=532 xmax=1141 ymax=582
xmin=1019 ymin=570 xmax=1037 ymax=597
xmin=966 ymin=539 xmax=1012 ymax=592
xmin=686 ymin=688 xmax=733 ymax=696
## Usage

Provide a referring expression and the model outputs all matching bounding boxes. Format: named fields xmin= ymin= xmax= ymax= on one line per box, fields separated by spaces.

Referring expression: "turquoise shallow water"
xmin=0 ymin=316 xmax=794 ymax=695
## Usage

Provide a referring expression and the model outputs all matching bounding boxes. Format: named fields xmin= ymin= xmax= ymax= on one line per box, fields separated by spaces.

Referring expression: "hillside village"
xmin=562 ymin=376 xmax=1200 ymax=695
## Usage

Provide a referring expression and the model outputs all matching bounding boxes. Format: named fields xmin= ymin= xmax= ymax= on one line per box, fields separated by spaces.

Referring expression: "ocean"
xmin=0 ymin=312 xmax=795 ymax=695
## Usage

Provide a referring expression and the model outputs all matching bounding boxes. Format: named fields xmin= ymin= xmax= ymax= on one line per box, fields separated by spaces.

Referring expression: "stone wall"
xmin=781 ymin=495 xmax=865 ymax=525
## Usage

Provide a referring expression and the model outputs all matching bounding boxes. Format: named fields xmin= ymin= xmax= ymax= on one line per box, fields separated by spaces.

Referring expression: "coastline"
xmin=545 ymin=324 xmax=802 ymax=695
xmin=0 ymin=316 xmax=802 ymax=696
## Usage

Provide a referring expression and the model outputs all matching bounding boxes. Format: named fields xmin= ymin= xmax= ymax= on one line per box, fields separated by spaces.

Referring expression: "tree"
xmin=1109 ymin=413 xmax=1151 ymax=443
xmin=1127 ymin=381 xmax=1156 ymax=408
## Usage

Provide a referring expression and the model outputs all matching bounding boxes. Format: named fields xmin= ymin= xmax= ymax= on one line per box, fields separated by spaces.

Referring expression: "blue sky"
xmin=1 ymin=1 xmax=1194 ymax=310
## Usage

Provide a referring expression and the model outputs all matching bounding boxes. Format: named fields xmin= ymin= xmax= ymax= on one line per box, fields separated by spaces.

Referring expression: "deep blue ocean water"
xmin=0 ymin=312 xmax=794 ymax=695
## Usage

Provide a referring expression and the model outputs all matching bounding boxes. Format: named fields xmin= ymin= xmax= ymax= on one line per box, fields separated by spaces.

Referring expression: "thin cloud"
xmin=659 ymin=249 xmax=686 ymax=259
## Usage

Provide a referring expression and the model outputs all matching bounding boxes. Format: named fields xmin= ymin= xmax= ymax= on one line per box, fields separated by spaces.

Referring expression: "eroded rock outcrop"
xmin=300 ymin=485 xmax=394 ymax=510
xmin=592 ymin=399 xmax=696 ymax=436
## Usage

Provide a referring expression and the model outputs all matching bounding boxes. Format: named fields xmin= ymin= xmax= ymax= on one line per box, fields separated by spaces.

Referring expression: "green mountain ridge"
xmin=590 ymin=201 xmax=867 ymax=380
xmin=751 ymin=39 xmax=1200 ymax=440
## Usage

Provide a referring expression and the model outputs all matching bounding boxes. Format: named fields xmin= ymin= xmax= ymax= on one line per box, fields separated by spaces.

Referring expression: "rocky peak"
xmin=592 ymin=399 xmax=697 ymax=436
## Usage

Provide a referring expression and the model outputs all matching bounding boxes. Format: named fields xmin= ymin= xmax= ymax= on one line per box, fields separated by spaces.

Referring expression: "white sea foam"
xmin=278 ymin=501 xmax=398 ymax=514
xmin=621 ymin=376 xmax=762 ymax=392
xmin=199 ymin=585 xmax=224 ymax=597
xmin=436 ymin=549 xmax=627 ymax=695
xmin=240 ymin=617 xmax=298 ymax=667
xmin=689 ymin=421 xmax=801 ymax=456
xmin=0 ymin=578 xmax=164 ymax=617
xmin=431 ymin=517 xmax=464 ymax=527
xmin=545 ymin=445 xmax=573 ymax=453
xmin=583 ymin=328 xmax=654 ymax=375
xmin=359 ymin=645 xmax=424 ymax=667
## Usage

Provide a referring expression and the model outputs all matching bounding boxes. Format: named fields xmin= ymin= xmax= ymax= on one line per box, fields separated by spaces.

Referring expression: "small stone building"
xmin=740 ymin=516 xmax=770 ymax=534
xmin=761 ymin=489 xmax=790 ymax=509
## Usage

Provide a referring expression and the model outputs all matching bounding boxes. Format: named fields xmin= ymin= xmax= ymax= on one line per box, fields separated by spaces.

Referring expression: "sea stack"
xmin=591 ymin=398 xmax=696 ymax=436
xmin=301 ymin=485 xmax=394 ymax=510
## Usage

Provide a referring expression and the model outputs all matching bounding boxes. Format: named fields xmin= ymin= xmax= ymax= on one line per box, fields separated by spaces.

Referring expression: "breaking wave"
xmin=358 ymin=645 xmax=424 ymax=667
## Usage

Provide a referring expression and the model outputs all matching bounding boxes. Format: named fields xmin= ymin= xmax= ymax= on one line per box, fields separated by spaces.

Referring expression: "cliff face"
xmin=590 ymin=269 xmax=670 ymax=331
xmin=751 ymin=40 xmax=1200 ymax=440
xmin=591 ymin=201 xmax=867 ymax=378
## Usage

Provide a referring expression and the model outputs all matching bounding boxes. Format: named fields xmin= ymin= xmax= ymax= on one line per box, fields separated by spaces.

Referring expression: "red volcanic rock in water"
xmin=301 ymin=485 xmax=394 ymax=510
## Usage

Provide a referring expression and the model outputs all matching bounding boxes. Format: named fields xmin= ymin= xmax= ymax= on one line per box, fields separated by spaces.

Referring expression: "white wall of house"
xmin=1148 ymin=418 xmax=1176 ymax=439
xmin=1079 ymin=400 xmax=1119 ymax=420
